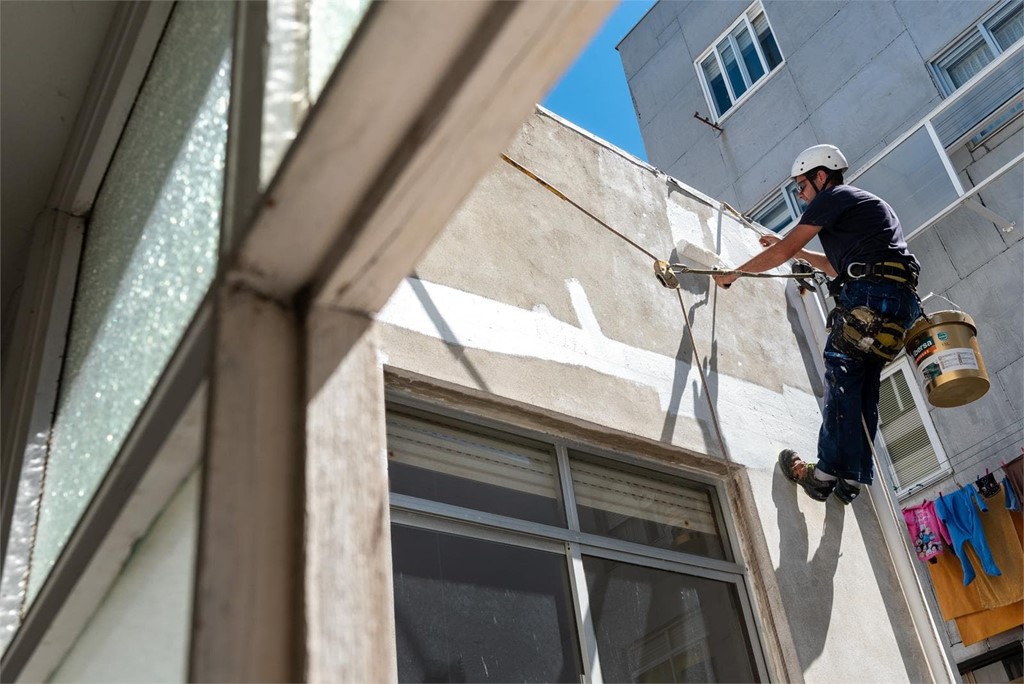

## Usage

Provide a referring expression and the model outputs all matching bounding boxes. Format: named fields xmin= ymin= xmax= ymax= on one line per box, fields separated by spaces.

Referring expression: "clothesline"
xmin=944 ymin=418 xmax=1024 ymax=466
xmin=946 ymin=431 xmax=1023 ymax=475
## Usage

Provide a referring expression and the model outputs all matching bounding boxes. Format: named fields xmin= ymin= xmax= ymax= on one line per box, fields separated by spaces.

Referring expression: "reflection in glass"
xmin=701 ymin=55 xmax=731 ymax=117
xmin=28 ymin=2 xmax=232 ymax=602
xmin=387 ymin=412 xmax=566 ymax=527
xmin=752 ymin=12 xmax=781 ymax=71
xmin=733 ymin=25 xmax=764 ymax=84
xmin=570 ymin=454 xmax=727 ymax=561
xmin=717 ymin=38 xmax=746 ymax=99
xmin=391 ymin=526 xmax=582 ymax=683
xmin=584 ymin=556 xmax=758 ymax=683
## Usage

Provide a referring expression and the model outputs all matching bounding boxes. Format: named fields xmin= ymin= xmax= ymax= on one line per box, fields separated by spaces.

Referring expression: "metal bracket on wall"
xmin=963 ymin=198 xmax=1015 ymax=232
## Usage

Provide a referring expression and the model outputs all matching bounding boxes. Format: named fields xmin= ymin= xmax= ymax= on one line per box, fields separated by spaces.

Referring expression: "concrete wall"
xmin=376 ymin=109 xmax=933 ymax=682
xmin=619 ymin=0 xmax=995 ymax=210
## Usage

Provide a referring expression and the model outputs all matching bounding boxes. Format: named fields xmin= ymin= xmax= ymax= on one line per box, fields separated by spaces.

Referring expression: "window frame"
xmin=748 ymin=179 xmax=805 ymax=234
xmin=877 ymin=357 xmax=951 ymax=500
xmin=694 ymin=1 xmax=784 ymax=123
xmin=384 ymin=392 xmax=769 ymax=683
xmin=928 ymin=0 xmax=1024 ymax=146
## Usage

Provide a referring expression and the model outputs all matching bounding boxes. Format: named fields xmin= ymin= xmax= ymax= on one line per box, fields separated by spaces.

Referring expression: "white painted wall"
xmin=377 ymin=108 xmax=936 ymax=682
xmin=49 ymin=471 xmax=198 ymax=684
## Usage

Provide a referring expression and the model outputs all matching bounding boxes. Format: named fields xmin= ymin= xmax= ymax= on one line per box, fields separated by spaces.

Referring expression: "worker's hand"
xmin=758 ymin=233 xmax=781 ymax=249
xmin=713 ymin=272 xmax=740 ymax=290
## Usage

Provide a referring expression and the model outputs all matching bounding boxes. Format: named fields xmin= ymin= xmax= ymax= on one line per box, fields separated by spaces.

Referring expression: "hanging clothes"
xmin=902 ymin=500 xmax=951 ymax=562
xmin=1005 ymin=455 xmax=1023 ymax=502
xmin=955 ymin=600 xmax=1024 ymax=646
xmin=935 ymin=485 xmax=1001 ymax=586
xmin=975 ymin=472 xmax=1000 ymax=498
xmin=1004 ymin=476 xmax=1021 ymax=511
xmin=969 ymin=490 xmax=1023 ymax=610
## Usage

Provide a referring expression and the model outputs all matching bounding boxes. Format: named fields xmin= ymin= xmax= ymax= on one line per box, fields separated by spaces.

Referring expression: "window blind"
xmin=570 ymin=459 xmax=718 ymax=535
xmin=387 ymin=413 xmax=560 ymax=500
xmin=878 ymin=371 xmax=940 ymax=489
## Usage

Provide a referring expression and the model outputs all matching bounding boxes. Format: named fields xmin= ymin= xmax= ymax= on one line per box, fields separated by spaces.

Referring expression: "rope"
xmin=500 ymin=154 xmax=659 ymax=261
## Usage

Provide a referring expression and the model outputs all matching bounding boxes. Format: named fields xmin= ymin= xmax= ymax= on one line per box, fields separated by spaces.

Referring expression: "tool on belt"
xmin=826 ymin=259 xmax=921 ymax=361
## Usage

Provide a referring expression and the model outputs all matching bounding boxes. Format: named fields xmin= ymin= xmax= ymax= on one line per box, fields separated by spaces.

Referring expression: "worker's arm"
xmin=713 ymin=224 xmax=834 ymax=289
xmin=756 ymin=231 xmax=837 ymax=277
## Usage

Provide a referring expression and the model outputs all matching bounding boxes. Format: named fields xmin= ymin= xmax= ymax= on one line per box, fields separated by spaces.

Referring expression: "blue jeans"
xmin=816 ymin=280 xmax=921 ymax=484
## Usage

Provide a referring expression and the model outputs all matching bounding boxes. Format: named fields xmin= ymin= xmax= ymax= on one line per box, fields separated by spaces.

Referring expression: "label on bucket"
xmin=917 ymin=347 xmax=979 ymax=385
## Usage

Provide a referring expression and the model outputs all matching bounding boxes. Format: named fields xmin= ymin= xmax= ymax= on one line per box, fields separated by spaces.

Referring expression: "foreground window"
xmin=387 ymin=406 xmax=763 ymax=683
xmin=696 ymin=2 xmax=783 ymax=120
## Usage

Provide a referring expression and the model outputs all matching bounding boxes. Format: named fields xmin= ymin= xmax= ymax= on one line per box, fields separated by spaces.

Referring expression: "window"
xmin=749 ymin=180 xmax=805 ymax=233
xmin=878 ymin=360 xmax=950 ymax=497
xmin=930 ymin=0 xmax=1024 ymax=144
xmin=387 ymin=405 xmax=764 ymax=683
xmin=696 ymin=2 xmax=782 ymax=120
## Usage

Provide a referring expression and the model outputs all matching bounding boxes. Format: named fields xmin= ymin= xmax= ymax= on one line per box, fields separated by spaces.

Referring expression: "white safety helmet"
xmin=791 ymin=144 xmax=849 ymax=178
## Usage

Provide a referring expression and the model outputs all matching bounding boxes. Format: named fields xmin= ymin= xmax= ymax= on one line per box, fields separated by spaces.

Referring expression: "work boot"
xmin=834 ymin=478 xmax=861 ymax=505
xmin=778 ymin=449 xmax=834 ymax=502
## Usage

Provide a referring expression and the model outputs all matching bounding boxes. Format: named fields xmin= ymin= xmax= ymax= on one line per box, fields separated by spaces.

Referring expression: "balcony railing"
xmin=848 ymin=40 xmax=1023 ymax=241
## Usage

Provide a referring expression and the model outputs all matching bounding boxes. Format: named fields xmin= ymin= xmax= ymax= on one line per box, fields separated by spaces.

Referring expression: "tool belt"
xmin=828 ymin=260 xmax=919 ymax=296
xmin=827 ymin=305 xmax=908 ymax=361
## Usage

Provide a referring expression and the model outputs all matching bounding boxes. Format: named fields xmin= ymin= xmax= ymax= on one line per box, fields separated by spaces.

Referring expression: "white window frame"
xmin=694 ymin=1 xmax=784 ymax=123
xmin=385 ymin=395 xmax=770 ymax=683
xmin=877 ymin=357 xmax=951 ymax=500
xmin=929 ymin=0 xmax=1024 ymax=146
xmin=748 ymin=179 xmax=804 ymax=234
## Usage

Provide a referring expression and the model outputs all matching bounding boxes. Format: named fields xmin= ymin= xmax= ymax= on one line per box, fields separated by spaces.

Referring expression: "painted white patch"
xmin=378 ymin=278 xmax=698 ymax=413
xmin=566 ymin=278 xmax=602 ymax=335
xmin=377 ymin=278 xmax=823 ymax=471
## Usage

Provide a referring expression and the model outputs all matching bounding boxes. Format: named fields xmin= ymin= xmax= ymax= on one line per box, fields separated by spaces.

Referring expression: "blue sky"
xmin=543 ymin=0 xmax=658 ymax=161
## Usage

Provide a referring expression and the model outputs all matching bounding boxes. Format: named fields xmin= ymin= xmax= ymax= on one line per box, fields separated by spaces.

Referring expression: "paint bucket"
xmin=904 ymin=311 xmax=989 ymax=408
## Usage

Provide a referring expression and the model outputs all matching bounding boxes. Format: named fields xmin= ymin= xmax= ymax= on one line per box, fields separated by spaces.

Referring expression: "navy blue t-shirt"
xmin=799 ymin=185 xmax=919 ymax=277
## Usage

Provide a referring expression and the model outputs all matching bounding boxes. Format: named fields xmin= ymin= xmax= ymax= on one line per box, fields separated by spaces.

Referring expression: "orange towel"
xmin=971 ymin=492 xmax=1023 ymax=609
xmin=954 ymin=600 xmax=1024 ymax=646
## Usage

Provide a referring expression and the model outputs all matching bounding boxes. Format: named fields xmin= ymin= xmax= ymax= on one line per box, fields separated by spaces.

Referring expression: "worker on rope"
xmin=713 ymin=144 xmax=922 ymax=505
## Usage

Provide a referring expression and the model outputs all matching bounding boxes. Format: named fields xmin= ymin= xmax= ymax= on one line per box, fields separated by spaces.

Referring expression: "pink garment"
xmin=903 ymin=500 xmax=953 ymax=562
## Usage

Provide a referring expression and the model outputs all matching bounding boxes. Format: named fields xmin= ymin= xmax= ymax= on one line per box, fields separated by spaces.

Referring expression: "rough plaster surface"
xmin=377 ymin=110 xmax=931 ymax=681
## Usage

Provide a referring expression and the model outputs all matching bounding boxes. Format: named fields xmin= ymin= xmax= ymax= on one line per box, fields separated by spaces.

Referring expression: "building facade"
xmin=1 ymin=0 xmax=1017 ymax=682
xmin=620 ymin=0 xmax=1024 ymax=676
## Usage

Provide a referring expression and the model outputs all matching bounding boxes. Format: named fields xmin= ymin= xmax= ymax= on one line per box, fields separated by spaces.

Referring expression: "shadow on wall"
xmin=407 ymin=274 xmax=493 ymax=394
xmin=772 ymin=469 xmax=845 ymax=670
xmin=660 ymin=245 xmax=720 ymax=458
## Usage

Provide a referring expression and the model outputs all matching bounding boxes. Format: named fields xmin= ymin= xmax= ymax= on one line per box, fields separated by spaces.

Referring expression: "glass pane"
xmin=947 ymin=42 xmax=994 ymax=89
xmin=392 ymin=525 xmax=582 ymax=683
xmin=751 ymin=12 xmax=782 ymax=70
xmin=387 ymin=412 xmax=566 ymax=526
xmin=570 ymin=454 xmax=728 ymax=560
xmin=583 ymin=556 xmax=759 ymax=683
xmin=990 ymin=5 xmax=1024 ymax=50
xmin=261 ymin=0 xmax=372 ymax=185
xmin=701 ymin=55 xmax=732 ymax=117
xmin=717 ymin=39 xmax=747 ymax=98
xmin=751 ymin=194 xmax=792 ymax=233
xmin=28 ymin=2 xmax=231 ymax=602
xmin=852 ymin=126 xmax=960 ymax=236
xmin=732 ymin=24 xmax=765 ymax=84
